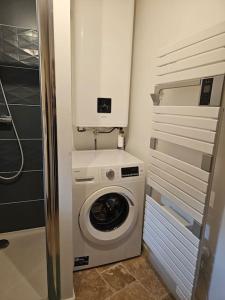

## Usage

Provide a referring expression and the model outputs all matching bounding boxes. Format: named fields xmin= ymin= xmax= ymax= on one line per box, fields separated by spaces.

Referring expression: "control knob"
xmin=106 ymin=169 xmax=115 ymax=180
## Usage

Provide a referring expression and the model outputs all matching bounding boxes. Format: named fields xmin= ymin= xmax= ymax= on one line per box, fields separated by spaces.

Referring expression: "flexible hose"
xmin=0 ymin=79 xmax=24 ymax=182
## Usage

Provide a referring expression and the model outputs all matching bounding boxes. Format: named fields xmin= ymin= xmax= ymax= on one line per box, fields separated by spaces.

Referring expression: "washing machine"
xmin=72 ymin=149 xmax=145 ymax=271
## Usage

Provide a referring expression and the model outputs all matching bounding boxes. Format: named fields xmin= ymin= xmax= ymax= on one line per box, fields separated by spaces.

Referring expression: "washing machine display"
xmin=89 ymin=193 xmax=130 ymax=232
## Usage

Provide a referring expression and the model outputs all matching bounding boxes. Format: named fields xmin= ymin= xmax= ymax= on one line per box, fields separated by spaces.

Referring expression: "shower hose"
xmin=0 ymin=79 xmax=24 ymax=182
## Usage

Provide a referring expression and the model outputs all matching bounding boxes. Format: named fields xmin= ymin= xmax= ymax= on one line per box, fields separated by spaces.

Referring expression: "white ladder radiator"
xmin=144 ymin=21 xmax=225 ymax=300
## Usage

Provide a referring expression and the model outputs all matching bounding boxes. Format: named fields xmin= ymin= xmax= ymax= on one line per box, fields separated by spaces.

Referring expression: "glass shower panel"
xmin=0 ymin=0 xmax=48 ymax=299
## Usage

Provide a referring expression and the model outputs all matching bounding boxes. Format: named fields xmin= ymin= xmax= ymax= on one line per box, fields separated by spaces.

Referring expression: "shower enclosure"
xmin=0 ymin=0 xmax=62 ymax=299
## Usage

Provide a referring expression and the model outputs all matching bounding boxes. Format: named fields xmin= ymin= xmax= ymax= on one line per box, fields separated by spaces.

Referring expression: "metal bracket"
xmin=150 ymin=78 xmax=201 ymax=106
xmin=146 ymin=185 xmax=153 ymax=196
xmin=187 ymin=220 xmax=201 ymax=239
xmin=150 ymin=93 xmax=160 ymax=105
xmin=150 ymin=137 xmax=158 ymax=149
xmin=201 ymin=154 xmax=213 ymax=172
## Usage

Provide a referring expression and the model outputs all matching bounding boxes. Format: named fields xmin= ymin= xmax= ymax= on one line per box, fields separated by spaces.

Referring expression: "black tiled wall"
xmin=0 ymin=25 xmax=39 ymax=68
xmin=0 ymin=24 xmax=45 ymax=233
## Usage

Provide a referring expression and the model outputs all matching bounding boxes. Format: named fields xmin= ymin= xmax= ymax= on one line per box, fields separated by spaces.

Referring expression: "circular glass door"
xmin=89 ymin=193 xmax=129 ymax=232
xmin=79 ymin=186 xmax=138 ymax=245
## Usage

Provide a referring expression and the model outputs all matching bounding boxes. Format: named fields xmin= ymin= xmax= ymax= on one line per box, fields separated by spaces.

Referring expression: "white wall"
xmin=72 ymin=127 xmax=119 ymax=150
xmin=207 ymin=90 xmax=225 ymax=300
xmin=209 ymin=209 xmax=225 ymax=300
xmin=53 ymin=0 xmax=74 ymax=299
xmin=126 ymin=0 xmax=225 ymax=166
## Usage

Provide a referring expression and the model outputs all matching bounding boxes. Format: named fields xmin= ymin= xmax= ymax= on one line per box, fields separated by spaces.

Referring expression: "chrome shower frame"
xmin=36 ymin=0 xmax=61 ymax=299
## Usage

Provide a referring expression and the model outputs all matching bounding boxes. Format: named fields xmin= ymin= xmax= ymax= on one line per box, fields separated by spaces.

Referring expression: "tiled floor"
xmin=73 ymin=250 xmax=174 ymax=300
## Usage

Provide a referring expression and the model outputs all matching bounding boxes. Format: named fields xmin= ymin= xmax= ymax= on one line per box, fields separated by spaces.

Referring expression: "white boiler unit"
xmin=72 ymin=0 xmax=134 ymax=127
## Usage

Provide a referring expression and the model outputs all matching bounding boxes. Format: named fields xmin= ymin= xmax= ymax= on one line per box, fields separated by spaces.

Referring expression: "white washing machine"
xmin=72 ymin=149 xmax=145 ymax=271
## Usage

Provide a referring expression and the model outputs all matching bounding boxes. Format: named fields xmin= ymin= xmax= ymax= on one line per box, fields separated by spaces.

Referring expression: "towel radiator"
xmin=144 ymin=21 xmax=225 ymax=300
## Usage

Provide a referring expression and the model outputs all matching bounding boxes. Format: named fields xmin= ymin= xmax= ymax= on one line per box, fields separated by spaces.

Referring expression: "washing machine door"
xmin=79 ymin=186 xmax=138 ymax=245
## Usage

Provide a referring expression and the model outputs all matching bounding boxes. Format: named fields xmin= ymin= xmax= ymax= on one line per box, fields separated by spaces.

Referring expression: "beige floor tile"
xmin=122 ymin=255 xmax=168 ymax=299
xmin=140 ymin=269 xmax=168 ymax=299
xmin=122 ymin=255 xmax=154 ymax=280
xmin=102 ymin=264 xmax=135 ymax=291
xmin=96 ymin=262 xmax=119 ymax=273
xmin=73 ymin=269 xmax=113 ymax=300
xmin=110 ymin=282 xmax=152 ymax=300
xmin=73 ymin=254 xmax=172 ymax=300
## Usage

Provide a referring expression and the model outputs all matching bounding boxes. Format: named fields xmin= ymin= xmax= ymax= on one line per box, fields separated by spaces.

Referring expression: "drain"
xmin=0 ymin=239 xmax=10 ymax=249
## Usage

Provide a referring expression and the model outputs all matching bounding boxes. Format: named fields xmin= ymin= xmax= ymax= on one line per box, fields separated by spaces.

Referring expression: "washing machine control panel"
xmin=102 ymin=165 xmax=144 ymax=182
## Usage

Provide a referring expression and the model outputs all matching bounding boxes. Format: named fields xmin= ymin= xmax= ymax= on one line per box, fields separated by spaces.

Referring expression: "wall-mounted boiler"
xmin=72 ymin=0 xmax=134 ymax=127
